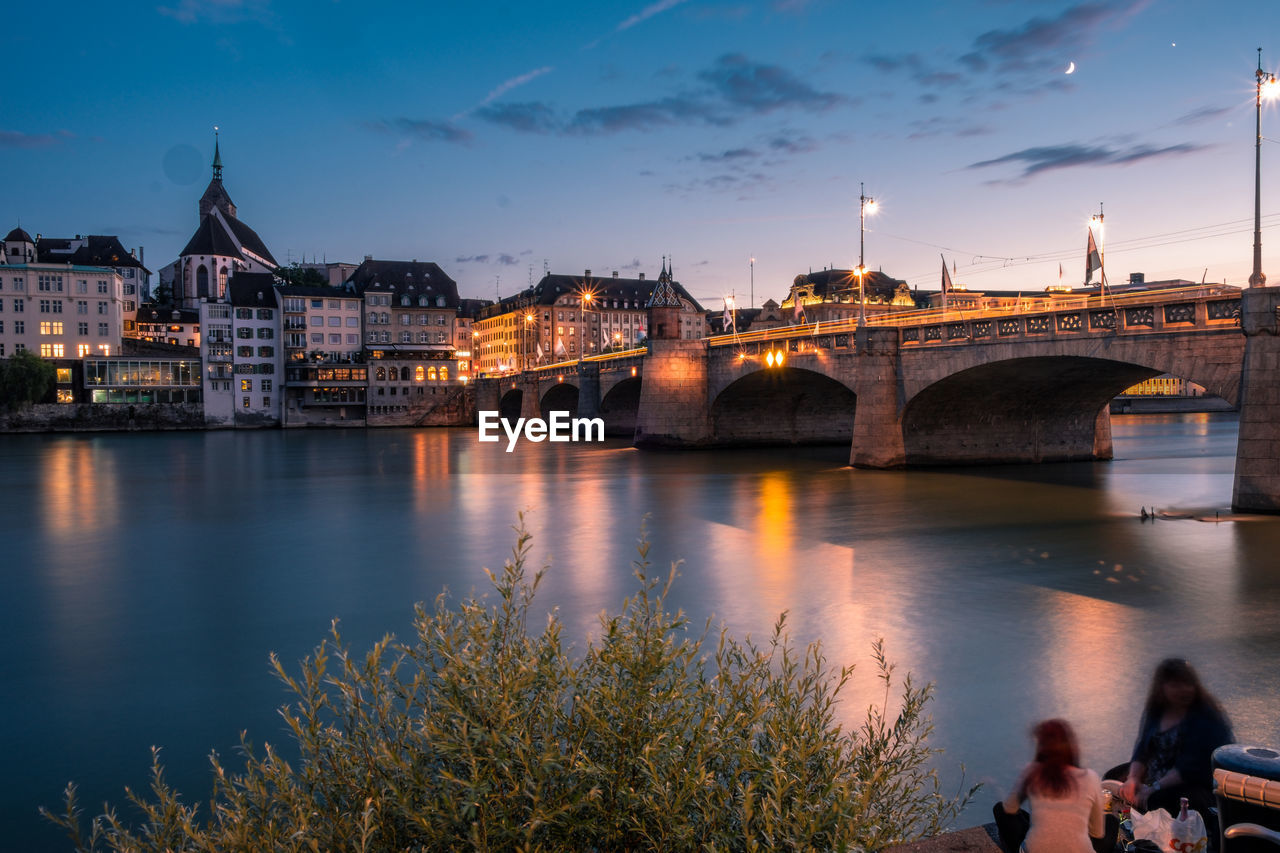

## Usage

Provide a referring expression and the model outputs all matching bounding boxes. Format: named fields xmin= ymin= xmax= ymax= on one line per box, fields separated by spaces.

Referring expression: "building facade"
xmin=277 ymin=283 xmax=367 ymax=426
xmin=199 ymin=273 xmax=282 ymax=427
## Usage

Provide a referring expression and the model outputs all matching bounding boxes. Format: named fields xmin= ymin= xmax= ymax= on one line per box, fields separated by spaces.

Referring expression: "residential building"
xmin=346 ymin=259 xmax=460 ymax=420
xmin=0 ymin=229 xmax=124 ymax=359
xmin=200 ymin=273 xmax=282 ymax=427
xmin=159 ymin=136 xmax=278 ymax=307
xmin=133 ymin=305 xmax=201 ymax=347
xmin=278 ymin=283 xmax=367 ymax=426
xmin=33 ymin=234 xmax=149 ymax=332
xmin=781 ymin=268 xmax=919 ymax=323
xmin=474 ymin=264 xmax=703 ymax=374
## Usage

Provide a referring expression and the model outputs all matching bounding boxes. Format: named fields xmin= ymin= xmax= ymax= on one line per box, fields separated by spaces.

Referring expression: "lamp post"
xmin=1251 ymin=48 xmax=1279 ymax=288
xmin=749 ymin=256 xmax=755 ymax=310
xmin=577 ymin=286 xmax=596 ymax=361
xmin=857 ymin=182 xmax=878 ymax=326
xmin=523 ymin=311 xmax=535 ymax=371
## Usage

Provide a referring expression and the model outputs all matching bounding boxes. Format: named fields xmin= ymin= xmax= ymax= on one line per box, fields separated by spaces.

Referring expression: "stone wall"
xmin=366 ymin=385 xmax=474 ymax=428
xmin=634 ymin=340 xmax=711 ymax=446
xmin=0 ymin=403 xmax=206 ymax=433
xmin=1233 ymin=289 xmax=1280 ymax=512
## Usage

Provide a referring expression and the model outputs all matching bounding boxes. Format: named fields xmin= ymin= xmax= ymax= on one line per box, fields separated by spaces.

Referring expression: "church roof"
xmin=179 ymin=209 xmax=277 ymax=266
xmin=199 ymin=177 xmax=236 ymax=218
xmin=36 ymin=235 xmax=149 ymax=272
xmin=4 ymin=227 xmax=33 ymax=243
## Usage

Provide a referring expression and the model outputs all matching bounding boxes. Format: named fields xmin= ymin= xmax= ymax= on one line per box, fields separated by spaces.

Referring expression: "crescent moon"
xmin=1066 ymin=61 xmax=1076 ymax=74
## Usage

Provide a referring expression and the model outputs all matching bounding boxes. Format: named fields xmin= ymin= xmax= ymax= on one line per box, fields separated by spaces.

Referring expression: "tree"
xmin=45 ymin=519 xmax=975 ymax=852
xmin=276 ymin=263 xmax=331 ymax=288
xmin=150 ymin=282 xmax=174 ymax=308
xmin=0 ymin=349 xmax=56 ymax=409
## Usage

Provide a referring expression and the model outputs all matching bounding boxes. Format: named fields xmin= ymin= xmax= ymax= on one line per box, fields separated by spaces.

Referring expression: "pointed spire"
xmin=212 ymin=126 xmax=223 ymax=181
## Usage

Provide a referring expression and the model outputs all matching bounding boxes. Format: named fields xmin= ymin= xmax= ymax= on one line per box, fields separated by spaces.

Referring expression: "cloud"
xmin=455 ymin=254 xmax=490 ymax=264
xmin=496 ymin=254 xmax=520 ymax=266
xmin=567 ymin=95 xmax=719 ymax=134
xmin=1173 ymin=105 xmax=1233 ymax=125
xmin=157 ymin=0 xmax=270 ymax=24
xmin=478 ymin=67 xmax=553 ymax=108
xmin=475 ymin=102 xmax=560 ymax=133
xmin=616 ymin=0 xmax=691 ymax=32
xmin=768 ymin=135 xmax=819 ymax=154
xmin=960 ymin=1 xmax=1149 ymax=76
xmin=696 ymin=147 xmax=760 ymax=163
xmin=367 ymin=118 xmax=471 ymax=145
xmin=907 ymin=116 xmax=993 ymax=139
xmin=455 ymin=253 xmax=526 ymax=266
xmin=620 ymin=258 xmax=644 ymax=270
xmin=699 ymin=54 xmax=844 ymax=112
xmin=0 ymin=130 xmax=68 ymax=148
xmin=969 ymin=139 xmax=1205 ymax=181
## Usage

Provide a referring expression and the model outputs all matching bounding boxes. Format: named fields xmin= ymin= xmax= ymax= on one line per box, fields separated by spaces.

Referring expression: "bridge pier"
xmin=520 ymin=376 xmax=541 ymax=420
xmin=851 ymin=327 xmax=907 ymax=468
xmin=1233 ymin=288 xmax=1280 ymax=513
xmin=634 ymin=339 xmax=712 ymax=447
xmin=577 ymin=362 xmax=601 ymax=420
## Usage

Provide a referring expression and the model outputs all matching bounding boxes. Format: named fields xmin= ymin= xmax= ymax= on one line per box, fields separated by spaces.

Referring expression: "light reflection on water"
xmin=2 ymin=413 xmax=1278 ymax=849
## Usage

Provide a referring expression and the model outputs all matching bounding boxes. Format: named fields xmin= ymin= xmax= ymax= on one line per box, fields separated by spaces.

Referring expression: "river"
xmin=3 ymin=414 xmax=1278 ymax=850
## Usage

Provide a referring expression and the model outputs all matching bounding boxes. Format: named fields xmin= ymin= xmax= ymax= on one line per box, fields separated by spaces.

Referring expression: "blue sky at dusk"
xmin=4 ymin=0 xmax=1279 ymax=305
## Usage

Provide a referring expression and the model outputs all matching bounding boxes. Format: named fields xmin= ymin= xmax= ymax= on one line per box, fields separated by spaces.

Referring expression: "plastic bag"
xmin=1130 ymin=805 xmax=1208 ymax=853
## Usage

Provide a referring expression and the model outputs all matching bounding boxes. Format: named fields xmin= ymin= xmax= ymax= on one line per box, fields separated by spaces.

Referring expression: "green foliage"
xmin=150 ymin=282 xmax=174 ymax=308
xmin=45 ymin=519 xmax=975 ymax=852
xmin=276 ymin=263 xmax=331 ymax=288
xmin=0 ymin=349 xmax=56 ymax=409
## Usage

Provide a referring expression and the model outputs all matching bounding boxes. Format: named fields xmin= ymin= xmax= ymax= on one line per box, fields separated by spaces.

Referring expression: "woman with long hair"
xmin=994 ymin=719 xmax=1109 ymax=853
xmin=1118 ymin=657 xmax=1233 ymax=817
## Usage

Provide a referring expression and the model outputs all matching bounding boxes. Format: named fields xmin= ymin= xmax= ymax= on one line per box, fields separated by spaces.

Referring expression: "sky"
xmin=4 ymin=0 xmax=1280 ymax=307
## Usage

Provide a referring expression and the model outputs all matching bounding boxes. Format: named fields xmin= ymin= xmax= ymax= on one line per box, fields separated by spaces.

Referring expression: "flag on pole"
xmin=536 ymin=342 xmax=544 ymax=363
xmin=722 ymin=298 xmax=735 ymax=333
xmin=1086 ymin=228 xmax=1102 ymax=285
xmin=1058 ymin=262 xmax=1063 ymax=286
xmin=554 ymin=337 xmax=566 ymax=358
xmin=941 ymin=254 xmax=952 ymax=313
xmin=794 ymin=298 xmax=806 ymax=325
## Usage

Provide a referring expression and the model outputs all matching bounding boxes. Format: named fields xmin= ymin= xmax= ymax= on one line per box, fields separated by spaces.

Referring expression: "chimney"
xmin=613 ymin=271 xmax=618 ymax=278
xmin=1129 ymin=272 xmax=1145 ymax=285
xmin=585 ymin=269 xmax=591 ymax=277
xmin=365 ymin=254 xmax=373 ymax=262
xmin=639 ymin=272 xmax=646 ymax=281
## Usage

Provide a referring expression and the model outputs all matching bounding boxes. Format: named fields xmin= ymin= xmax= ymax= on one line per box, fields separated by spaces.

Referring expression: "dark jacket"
xmin=1130 ymin=704 xmax=1233 ymax=789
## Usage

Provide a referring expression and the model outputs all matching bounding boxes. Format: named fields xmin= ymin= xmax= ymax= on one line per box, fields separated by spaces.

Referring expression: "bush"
xmin=0 ymin=349 xmax=56 ymax=409
xmin=45 ymin=519 xmax=975 ymax=852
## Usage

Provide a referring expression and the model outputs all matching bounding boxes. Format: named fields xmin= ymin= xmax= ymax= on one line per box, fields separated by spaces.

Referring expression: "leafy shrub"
xmin=45 ymin=518 xmax=974 ymax=852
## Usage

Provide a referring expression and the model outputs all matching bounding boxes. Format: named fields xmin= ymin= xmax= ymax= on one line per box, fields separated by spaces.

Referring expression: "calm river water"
xmin=3 ymin=414 xmax=1279 ymax=850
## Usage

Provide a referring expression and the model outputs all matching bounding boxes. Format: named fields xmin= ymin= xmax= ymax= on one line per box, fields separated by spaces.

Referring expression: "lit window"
xmin=427 ymin=366 xmax=437 ymax=380
xmin=77 ymin=344 xmax=90 ymax=357
xmin=415 ymin=366 xmax=424 ymax=381
xmin=440 ymin=366 xmax=448 ymax=381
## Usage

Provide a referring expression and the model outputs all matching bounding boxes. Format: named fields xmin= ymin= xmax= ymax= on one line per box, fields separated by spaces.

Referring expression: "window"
xmin=123 ymin=283 xmax=135 ymax=295
xmin=262 ymin=396 xmax=271 ymax=407
xmin=380 ymin=331 xmax=390 ymax=342
xmin=14 ymin=299 xmax=23 ymax=313
xmin=77 ymin=344 xmax=90 ymax=357
xmin=328 ymin=316 xmax=340 ymax=327
xmin=376 ymin=366 xmax=386 ymax=381
xmin=328 ymin=334 xmax=340 ymax=344
xmin=77 ymin=300 xmax=87 ymax=314
xmin=78 ymin=322 xmax=88 ymax=335
xmin=15 ymin=321 xmax=24 ymax=334
xmin=98 ymin=322 xmax=108 ymax=335
xmin=367 ymin=331 xmax=377 ymax=343
xmin=237 ymin=327 xmax=253 ymax=339
xmin=12 ymin=278 xmax=24 ymax=292
xmin=76 ymin=280 xmax=88 ymax=294
xmin=242 ymin=379 xmax=252 ymax=392
xmin=238 ymin=346 xmax=253 ymax=357
xmin=400 ymin=331 xmax=411 ymax=343
xmin=38 ymin=274 xmax=64 ymax=292
xmin=400 ymin=366 xmax=411 ymax=381
xmin=400 ymin=314 xmax=410 ymax=325
xmin=310 ymin=315 xmax=323 ymax=326
xmin=311 ymin=299 xmax=323 ymax=309
xmin=97 ymin=302 xmax=107 ymax=314
xmin=262 ymin=380 xmax=272 ymax=392
xmin=97 ymin=281 xmax=108 ymax=294
xmin=39 ymin=300 xmax=51 ymax=313
xmin=243 ymin=396 xmax=251 ymax=408
xmin=39 ymin=322 xmax=64 ymax=335
xmin=257 ymin=308 xmax=273 ymax=321
xmin=40 ymin=344 xmax=52 ymax=356
xmin=439 ymin=367 xmax=448 ymax=381
xmin=327 ymin=299 xmax=340 ymax=309
xmin=417 ymin=332 xmax=429 ymax=343
xmin=236 ymin=308 xmax=253 ymax=319
xmin=257 ymin=346 xmax=274 ymax=358
xmin=311 ymin=333 xmax=324 ymax=343
xmin=345 ymin=316 xmax=358 ymax=327
xmin=415 ymin=366 xmax=425 ymax=381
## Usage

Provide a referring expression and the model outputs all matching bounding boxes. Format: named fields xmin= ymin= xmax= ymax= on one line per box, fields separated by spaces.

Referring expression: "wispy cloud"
xmin=960 ymin=0 xmax=1149 ymax=75
xmin=696 ymin=147 xmax=760 ymax=163
xmin=616 ymin=0 xmax=691 ymax=32
xmin=456 ymin=254 xmax=490 ymax=264
xmin=0 ymin=129 xmax=70 ymax=148
xmin=455 ymin=253 xmax=526 ymax=266
xmin=768 ymin=135 xmax=819 ymax=155
xmin=366 ymin=118 xmax=472 ymax=145
xmin=1173 ymin=105 xmax=1233 ymax=126
xmin=700 ymin=53 xmax=845 ymax=112
xmin=157 ymin=0 xmax=270 ymax=24
xmin=475 ymin=102 xmax=560 ymax=134
xmin=908 ymin=116 xmax=993 ymax=139
xmin=969 ymin=139 xmax=1205 ymax=181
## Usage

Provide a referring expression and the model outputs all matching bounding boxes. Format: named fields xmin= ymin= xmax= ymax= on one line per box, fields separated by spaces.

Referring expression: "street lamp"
xmin=1251 ymin=48 xmax=1279 ymax=288
xmin=749 ymin=256 xmax=755 ymax=310
xmin=857 ymin=182 xmax=878 ymax=326
xmin=576 ymin=285 xmax=598 ymax=360
xmin=524 ymin=311 xmax=535 ymax=370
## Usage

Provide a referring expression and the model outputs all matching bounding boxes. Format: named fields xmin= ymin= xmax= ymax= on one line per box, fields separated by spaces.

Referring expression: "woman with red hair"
xmin=994 ymin=719 xmax=1110 ymax=853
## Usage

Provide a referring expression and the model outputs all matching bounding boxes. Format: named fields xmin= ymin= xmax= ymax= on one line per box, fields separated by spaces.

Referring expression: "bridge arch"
xmin=498 ymin=388 xmax=523 ymax=421
xmin=901 ymin=356 xmax=1162 ymax=465
xmin=711 ymin=366 xmax=856 ymax=445
xmin=599 ymin=376 xmax=641 ymax=436
xmin=540 ymin=381 xmax=580 ymax=419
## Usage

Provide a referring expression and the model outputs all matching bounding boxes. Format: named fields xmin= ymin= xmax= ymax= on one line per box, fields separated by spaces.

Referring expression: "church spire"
xmin=212 ymin=126 xmax=223 ymax=181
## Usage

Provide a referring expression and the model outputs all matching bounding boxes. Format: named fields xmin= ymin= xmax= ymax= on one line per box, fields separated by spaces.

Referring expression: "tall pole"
xmin=858 ymin=182 xmax=869 ymax=327
xmin=1252 ymin=48 xmax=1270 ymax=288
xmin=750 ymin=256 xmax=755 ymax=309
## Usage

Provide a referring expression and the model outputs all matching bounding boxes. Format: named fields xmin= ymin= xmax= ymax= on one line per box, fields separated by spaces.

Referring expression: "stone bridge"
xmin=476 ymin=287 xmax=1280 ymax=511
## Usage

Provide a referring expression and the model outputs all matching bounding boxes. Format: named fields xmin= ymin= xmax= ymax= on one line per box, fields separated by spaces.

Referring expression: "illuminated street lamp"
xmin=576 ymin=285 xmax=598 ymax=360
xmin=524 ymin=311 xmax=535 ymax=370
xmin=1251 ymin=48 xmax=1279 ymax=287
xmin=858 ymin=182 xmax=878 ymax=326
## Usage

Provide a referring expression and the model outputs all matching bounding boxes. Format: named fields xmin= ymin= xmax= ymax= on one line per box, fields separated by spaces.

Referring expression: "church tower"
xmin=646 ymin=256 xmax=684 ymax=341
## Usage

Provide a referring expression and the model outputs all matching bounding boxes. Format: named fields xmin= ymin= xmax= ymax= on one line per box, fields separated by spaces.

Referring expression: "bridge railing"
xmin=476 ymin=347 xmax=647 ymax=380
xmin=705 ymin=284 xmax=1241 ymax=348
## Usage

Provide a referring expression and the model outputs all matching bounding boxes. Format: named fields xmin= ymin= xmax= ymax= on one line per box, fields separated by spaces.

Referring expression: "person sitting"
xmin=1115 ymin=657 xmax=1233 ymax=819
xmin=994 ymin=719 xmax=1111 ymax=853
